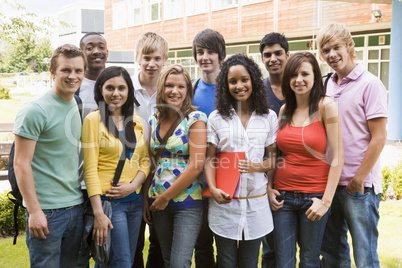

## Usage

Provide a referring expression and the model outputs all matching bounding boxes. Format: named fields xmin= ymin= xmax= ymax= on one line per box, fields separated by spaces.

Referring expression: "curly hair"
xmin=280 ymin=51 xmax=325 ymax=129
xmin=215 ymin=54 xmax=269 ymax=118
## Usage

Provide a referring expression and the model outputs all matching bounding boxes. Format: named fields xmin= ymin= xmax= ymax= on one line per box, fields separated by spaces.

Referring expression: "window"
xmin=113 ymin=1 xmax=127 ymax=29
xmin=368 ymin=48 xmax=390 ymax=89
xmin=164 ymin=0 xmax=183 ymax=20
xmin=242 ymin=0 xmax=269 ymax=5
xmin=128 ymin=0 xmax=142 ymax=26
xmin=81 ymin=9 xmax=104 ymax=33
xmin=146 ymin=0 xmax=161 ymax=23
xmin=212 ymin=0 xmax=238 ymax=11
xmin=186 ymin=0 xmax=208 ymax=16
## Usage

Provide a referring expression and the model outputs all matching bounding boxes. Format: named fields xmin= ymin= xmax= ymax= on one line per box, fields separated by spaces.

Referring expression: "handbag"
xmin=81 ymin=130 xmax=134 ymax=265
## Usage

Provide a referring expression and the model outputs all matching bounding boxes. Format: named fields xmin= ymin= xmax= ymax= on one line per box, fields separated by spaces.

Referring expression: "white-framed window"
xmin=164 ymin=0 xmax=183 ymax=20
xmin=242 ymin=0 xmax=269 ymax=5
xmin=367 ymin=47 xmax=390 ymax=90
xmin=145 ymin=0 xmax=161 ymax=23
xmin=128 ymin=0 xmax=143 ymax=26
xmin=186 ymin=0 xmax=208 ymax=16
xmin=113 ymin=1 xmax=127 ymax=29
xmin=211 ymin=0 xmax=238 ymax=11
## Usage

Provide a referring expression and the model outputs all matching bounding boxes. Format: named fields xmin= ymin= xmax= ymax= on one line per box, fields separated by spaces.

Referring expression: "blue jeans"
xmin=272 ymin=191 xmax=329 ymax=268
xmin=321 ymin=186 xmax=380 ymax=268
xmin=261 ymin=232 xmax=275 ymax=268
xmin=95 ymin=196 xmax=143 ymax=268
xmin=214 ymin=234 xmax=262 ymax=268
xmin=194 ymin=198 xmax=216 ymax=268
xmin=152 ymin=206 xmax=203 ymax=268
xmin=26 ymin=203 xmax=84 ymax=268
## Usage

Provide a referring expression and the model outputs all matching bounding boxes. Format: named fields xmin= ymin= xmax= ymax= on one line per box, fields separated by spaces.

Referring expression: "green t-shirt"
xmin=13 ymin=90 xmax=83 ymax=209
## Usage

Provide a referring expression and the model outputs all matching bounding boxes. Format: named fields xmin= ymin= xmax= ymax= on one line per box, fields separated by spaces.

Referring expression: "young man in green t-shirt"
xmin=13 ymin=44 xmax=86 ymax=267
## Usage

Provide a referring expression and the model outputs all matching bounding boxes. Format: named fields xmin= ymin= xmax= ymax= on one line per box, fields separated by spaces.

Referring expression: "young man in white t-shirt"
xmin=132 ymin=32 xmax=168 ymax=268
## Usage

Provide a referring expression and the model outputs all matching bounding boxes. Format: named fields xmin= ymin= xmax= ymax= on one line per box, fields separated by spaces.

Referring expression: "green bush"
xmin=381 ymin=162 xmax=402 ymax=200
xmin=0 ymin=83 xmax=11 ymax=99
xmin=381 ymin=165 xmax=393 ymax=200
xmin=392 ymin=162 xmax=402 ymax=199
xmin=0 ymin=190 xmax=26 ymax=236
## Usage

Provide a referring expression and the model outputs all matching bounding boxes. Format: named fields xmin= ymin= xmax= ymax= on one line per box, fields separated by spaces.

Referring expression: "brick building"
xmin=104 ymin=0 xmax=392 ymax=88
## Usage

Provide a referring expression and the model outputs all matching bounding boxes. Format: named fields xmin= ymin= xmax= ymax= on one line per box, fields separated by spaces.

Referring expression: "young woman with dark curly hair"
xmin=204 ymin=54 xmax=278 ymax=268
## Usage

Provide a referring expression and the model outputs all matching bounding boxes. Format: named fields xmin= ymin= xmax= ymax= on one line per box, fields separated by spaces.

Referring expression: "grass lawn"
xmin=0 ymin=99 xmax=27 ymax=123
xmin=0 ymin=201 xmax=401 ymax=267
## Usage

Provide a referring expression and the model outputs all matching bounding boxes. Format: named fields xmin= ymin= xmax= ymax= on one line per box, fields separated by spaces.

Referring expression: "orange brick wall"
xmin=104 ymin=0 xmax=392 ymax=51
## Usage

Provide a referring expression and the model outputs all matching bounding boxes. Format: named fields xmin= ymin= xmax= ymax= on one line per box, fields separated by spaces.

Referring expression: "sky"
xmin=8 ymin=0 xmax=105 ymax=18
xmin=3 ymin=0 xmax=105 ymax=47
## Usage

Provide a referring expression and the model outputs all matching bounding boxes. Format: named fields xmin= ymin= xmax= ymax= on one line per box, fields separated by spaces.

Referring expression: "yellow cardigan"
xmin=82 ymin=111 xmax=150 ymax=198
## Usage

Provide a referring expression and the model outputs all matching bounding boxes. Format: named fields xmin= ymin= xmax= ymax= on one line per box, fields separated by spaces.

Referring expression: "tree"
xmin=0 ymin=0 xmax=54 ymax=73
xmin=1 ymin=36 xmax=53 ymax=73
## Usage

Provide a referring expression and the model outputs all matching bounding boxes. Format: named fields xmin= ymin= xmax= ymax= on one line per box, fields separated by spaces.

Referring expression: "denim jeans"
xmin=152 ymin=206 xmax=203 ymax=268
xmin=194 ymin=198 xmax=216 ymax=268
xmin=133 ymin=219 xmax=164 ymax=268
xmin=26 ymin=203 xmax=84 ymax=268
xmin=321 ymin=186 xmax=381 ymax=268
xmin=95 ymin=196 xmax=143 ymax=268
xmin=261 ymin=232 xmax=275 ymax=268
xmin=214 ymin=233 xmax=262 ymax=268
xmin=272 ymin=191 xmax=329 ymax=268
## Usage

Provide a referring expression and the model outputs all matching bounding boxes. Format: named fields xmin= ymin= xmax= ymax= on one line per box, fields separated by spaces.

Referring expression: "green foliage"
xmin=382 ymin=166 xmax=393 ymax=200
xmin=392 ymin=162 xmax=402 ymax=200
xmin=0 ymin=1 xmax=54 ymax=73
xmin=382 ymin=163 xmax=402 ymax=200
xmin=0 ymin=190 xmax=26 ymax=236
xmin=0 ymin=83 xmax=11 ymax=99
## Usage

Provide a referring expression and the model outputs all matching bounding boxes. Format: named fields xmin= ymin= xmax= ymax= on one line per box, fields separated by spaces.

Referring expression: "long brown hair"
xmin=280 ymin=52 xmax=325 ymax=129
xmin=155 ymin=64 xmax=196 ymax=122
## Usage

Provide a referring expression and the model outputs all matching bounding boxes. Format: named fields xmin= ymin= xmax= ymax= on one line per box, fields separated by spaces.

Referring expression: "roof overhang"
xmin=320 ymin=0 xmax=392 ymax=4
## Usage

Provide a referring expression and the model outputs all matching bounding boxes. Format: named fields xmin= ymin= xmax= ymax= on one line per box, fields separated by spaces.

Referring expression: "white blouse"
xmin=207 ymin=109 xmax=278 ymax=240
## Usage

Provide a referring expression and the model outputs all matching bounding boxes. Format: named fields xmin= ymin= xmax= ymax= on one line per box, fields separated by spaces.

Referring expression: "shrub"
xmin=392 ymin=162 xmax=402 ymax=200
xmin=382 ymin=162 xmax=402 ymax=200
xmin=0 ymin=190 xmax=26 ymax=236
xmin=0 ymin=83 xmax=11 ymax=99
xmin=382 ymin=166 xmax=393 ymax=200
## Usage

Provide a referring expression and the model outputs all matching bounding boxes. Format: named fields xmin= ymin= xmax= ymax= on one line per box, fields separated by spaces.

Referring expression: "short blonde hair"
xmin=135 ymin=32 xmax=168 ymax=62
xmin=155 ymin=64 xmax=196 ymax=122
xmin=316 ymin=23 xmax=356 ymax=61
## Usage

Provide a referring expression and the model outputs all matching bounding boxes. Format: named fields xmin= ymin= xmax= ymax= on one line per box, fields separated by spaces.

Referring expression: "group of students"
xmin=13 ymin=22 xmax=387 ymax=268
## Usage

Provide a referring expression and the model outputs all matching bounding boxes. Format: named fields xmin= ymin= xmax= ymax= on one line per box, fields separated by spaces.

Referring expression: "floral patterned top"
xmin=148 ymin=111 xmax=207 ymax=210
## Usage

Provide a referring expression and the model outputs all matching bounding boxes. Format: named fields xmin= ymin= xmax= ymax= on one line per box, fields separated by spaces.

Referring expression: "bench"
xmin=0 ymin=123 xmax=14 ymax=181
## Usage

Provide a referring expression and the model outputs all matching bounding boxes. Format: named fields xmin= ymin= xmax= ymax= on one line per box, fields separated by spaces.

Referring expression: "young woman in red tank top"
xmin=267 ymin=52 xmax=344 ymax=268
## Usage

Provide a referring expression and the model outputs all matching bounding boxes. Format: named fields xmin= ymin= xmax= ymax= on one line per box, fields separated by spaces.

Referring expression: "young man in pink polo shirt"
xmin=317 ymin=23 xmax=387 ymax=268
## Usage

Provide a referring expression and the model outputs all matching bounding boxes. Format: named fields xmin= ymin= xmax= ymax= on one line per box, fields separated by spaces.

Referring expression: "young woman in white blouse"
xmin=204 ymin=54 xmax=278 ymax=268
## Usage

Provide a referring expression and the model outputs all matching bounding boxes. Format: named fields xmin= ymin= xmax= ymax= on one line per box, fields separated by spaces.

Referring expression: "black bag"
xmin=81 ymin=129 xmax=131 ymax=265
xmin=7 ymin=95 xmax=83 ymax=245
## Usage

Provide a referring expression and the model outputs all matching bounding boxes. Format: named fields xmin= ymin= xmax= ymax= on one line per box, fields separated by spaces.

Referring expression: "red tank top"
xmin=274 ymin=117 xmax=330 ymax=193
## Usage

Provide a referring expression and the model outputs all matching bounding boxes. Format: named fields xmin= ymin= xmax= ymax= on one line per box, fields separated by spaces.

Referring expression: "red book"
xmin=202 ymin=152 xmax=245 ymax=199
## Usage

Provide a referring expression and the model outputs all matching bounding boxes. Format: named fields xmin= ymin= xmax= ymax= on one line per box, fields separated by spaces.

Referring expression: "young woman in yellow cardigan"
xmin=82 ymin=66 xmax=150 ymax=267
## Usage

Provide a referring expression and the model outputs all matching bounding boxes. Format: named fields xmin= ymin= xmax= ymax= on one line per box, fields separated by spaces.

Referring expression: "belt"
xmin=234 ymin=191 xmax=267 ymax=200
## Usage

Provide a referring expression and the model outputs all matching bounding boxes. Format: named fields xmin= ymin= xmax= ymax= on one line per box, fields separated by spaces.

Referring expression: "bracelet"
xmin=321 ymin=200 xmax=331 ymax=208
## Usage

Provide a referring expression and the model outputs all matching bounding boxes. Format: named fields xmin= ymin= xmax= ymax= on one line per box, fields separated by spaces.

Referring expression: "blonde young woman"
xmin=143 ymin=64 xmax=207 ymax=268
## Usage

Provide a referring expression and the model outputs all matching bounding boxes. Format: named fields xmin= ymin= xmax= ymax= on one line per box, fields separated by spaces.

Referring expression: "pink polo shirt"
xmin=326 ymin=64 xmax=388 ymax=195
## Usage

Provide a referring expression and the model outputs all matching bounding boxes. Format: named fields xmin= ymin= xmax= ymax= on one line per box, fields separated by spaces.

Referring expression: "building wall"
xmin=104 ymin=0 xmax=392 ymax=50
